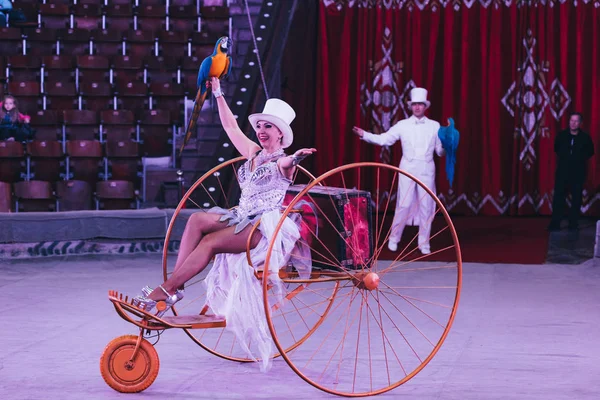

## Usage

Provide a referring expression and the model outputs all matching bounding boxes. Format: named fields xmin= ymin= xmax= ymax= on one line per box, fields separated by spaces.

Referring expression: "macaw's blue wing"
xmin=197 ymin=56 xmax=213 ymax=95
xmin=225 ymin=55 xmax=232 ymax=77
xmin=437 ymin=118 xmax=460 ymax=187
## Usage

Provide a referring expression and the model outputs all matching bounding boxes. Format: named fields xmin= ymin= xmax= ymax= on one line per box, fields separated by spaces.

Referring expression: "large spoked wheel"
xmin=263 ymin=162 xmax=462 ymax=397
xmin=100 ymin=335 xmax=160 ymax=393
xmin=162 ymin=156 xmax=329 ymax=362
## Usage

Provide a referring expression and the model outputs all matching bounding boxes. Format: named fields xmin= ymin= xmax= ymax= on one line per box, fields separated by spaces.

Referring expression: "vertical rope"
xmin=244 ymin=0 xmax=269 ymax=99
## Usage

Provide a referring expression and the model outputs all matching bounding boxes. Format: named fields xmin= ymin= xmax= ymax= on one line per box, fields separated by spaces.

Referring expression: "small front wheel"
xmin=100 ymin=335 xmax=160 ymax=393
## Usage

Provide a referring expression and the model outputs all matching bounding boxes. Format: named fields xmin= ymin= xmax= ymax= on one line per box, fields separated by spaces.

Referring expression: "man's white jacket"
xmin=361 ymin=115 xmax=444 ymax=225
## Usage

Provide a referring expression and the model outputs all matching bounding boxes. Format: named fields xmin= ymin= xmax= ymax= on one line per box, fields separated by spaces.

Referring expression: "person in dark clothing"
xmin=548 ymin=112 xmax=595 ymax=231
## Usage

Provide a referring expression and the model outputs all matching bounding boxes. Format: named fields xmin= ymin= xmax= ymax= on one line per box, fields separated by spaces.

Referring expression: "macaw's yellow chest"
xmin=208 ymin=54 xmax=228 ymax=77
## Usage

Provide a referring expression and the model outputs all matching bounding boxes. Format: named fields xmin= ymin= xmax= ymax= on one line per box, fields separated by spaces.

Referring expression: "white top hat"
xmin=407 ymin=87 xmax=430 ymax=108
xmin=248 ymin=98 xmax=296 ymax=148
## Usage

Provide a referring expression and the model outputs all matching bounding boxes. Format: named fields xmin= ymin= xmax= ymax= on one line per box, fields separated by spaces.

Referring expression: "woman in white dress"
xmin=133 ymin=77 xmax=316 ymax=369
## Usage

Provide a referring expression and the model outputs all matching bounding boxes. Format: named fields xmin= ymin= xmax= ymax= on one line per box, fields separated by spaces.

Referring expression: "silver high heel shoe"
xmin=141 ymin=285 xmax=184 ymax=301
xmin=132 ymin=285 xmax=182 ymax=317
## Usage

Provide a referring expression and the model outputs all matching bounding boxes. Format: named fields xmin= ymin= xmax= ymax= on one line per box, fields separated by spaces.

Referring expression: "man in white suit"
xmin=353 ymin=87 xmax=444 ymax=254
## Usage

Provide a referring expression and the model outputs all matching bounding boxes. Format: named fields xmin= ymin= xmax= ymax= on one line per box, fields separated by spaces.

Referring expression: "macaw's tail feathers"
xmin=437 ymin=118 xmax=460 ymax=187
xmin=179 ymin=88 xmax=209 ymax=157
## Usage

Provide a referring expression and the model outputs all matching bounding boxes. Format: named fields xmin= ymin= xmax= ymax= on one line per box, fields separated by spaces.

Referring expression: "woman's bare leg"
xmin=172 ymin=212 xmax=228 ymax=274
xmin=148 ymin=223 xmax=262 ymax=300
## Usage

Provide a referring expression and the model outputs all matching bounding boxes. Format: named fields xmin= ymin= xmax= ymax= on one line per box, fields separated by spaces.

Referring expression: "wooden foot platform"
xmin=160 ymin=315 xmax=226 ymax=329
xmin=108 ymin=290 xmax=226 ymax=330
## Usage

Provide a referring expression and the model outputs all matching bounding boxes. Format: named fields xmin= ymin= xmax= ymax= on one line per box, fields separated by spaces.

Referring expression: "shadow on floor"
xmin=546 ymin=218 xmax=596 ymax=264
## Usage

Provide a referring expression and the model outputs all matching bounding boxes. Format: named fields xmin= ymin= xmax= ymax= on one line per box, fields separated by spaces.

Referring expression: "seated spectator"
xmin=0 ymin=95 xmax=34 ymax=142
xmin=0 ymin=0 xmax=11 ymax=27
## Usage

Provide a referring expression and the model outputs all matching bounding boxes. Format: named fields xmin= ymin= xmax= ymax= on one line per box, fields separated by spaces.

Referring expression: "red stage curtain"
xmin=314 ymin=0 xmax=600 ymax=216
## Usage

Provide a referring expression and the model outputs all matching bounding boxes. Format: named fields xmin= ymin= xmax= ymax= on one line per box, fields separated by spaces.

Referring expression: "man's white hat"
xmin=248 ymin=98 xmax=296 ymax=148
xmin=407 ymin=87 xmax=430 ymax=108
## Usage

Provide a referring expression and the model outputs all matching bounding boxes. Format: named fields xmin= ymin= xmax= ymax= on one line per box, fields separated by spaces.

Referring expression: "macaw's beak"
xmin=221 ymin=37 xmax=232 ymax=50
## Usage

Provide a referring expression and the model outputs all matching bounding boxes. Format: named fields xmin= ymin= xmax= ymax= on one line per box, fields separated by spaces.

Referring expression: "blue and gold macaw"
xmin=437 ymin=118 xmax=460 ymax=187
xmin=179 ymin=36 xmax=233 ymax=155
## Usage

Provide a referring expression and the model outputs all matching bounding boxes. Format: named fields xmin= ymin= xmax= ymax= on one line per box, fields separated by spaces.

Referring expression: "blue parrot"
xmin=179 ymin=36 xmax=233 ymax=156
xmin=437 ymin=118 xmax=460 ymax=187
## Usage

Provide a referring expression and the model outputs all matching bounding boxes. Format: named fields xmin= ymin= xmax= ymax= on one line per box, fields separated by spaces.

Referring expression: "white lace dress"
xmin=203 ymin=149 xmax=312 ymax=371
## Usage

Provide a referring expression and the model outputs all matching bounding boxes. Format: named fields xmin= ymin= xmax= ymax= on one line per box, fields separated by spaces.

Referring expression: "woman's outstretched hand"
xmin=293 ymin=148 xmax=317 ymax=161
xmin=280 ymin=148 xmax=317 ymax=173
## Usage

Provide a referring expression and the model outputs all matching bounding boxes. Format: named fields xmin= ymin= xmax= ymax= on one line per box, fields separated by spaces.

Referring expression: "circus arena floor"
xmin=1 ymin=250 xmax=599 ymax=400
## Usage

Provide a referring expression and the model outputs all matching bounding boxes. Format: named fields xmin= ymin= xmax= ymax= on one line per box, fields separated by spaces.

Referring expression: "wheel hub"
xmin=353 ymin=272 xmax=380 ymax=290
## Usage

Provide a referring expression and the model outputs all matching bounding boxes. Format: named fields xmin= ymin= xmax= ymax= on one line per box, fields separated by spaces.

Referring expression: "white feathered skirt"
xmin=202 ymin=208 xmax=312 ymax=371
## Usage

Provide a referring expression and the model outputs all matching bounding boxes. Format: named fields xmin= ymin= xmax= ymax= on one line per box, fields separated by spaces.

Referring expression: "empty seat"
xmin=0 ymin=57 xmax=5 ymax=82
xmin=158 ymin=30 xmax=189 ymax=59
xmin=135 ymin=4 xmax=166 ymax=32
xmin=44 ymin=81 xmax=77 ymax=110
xmin=66 ymin=140 xmax=103 ymax=184
xmin=0 ymin=28 xmax=24 ymax=56
xmin=199 ymin=6 xmax=230 ymax=39
xmin=41 ymin=0 xmax=72 ymax=5
xmin=146 ymin=55 xmax=179 ymax=71
xmin=168 ymin=5 xmax=199 ymax=32
xmin=7 ymin=55 xmax=41 ymax=82
xmin=8 ymin=81 xmax=40 ymax=97
xmin=0 ymin=181 xmax=12 ymax=212
xmin=42 ymin=55 xmax=75 ymax=85
xmin=190 ymin=31 xmax=219 ymax=59
xmin=77 ymin=55 xmax=110 ymax=84
xmin=182 ymin=72 xmax=199 ymax=95
xmin=171 ymin=0 xmax=199 ymax=5
xmin=103 ymin=4 xmax=133 ymax=33
xmin=39 ymin=3 xmax=70 ymax=30
xmin=125 ymin=30 xmax=155 ymax=57
xmin=149 ymin=82 xmax=185 ymax=123
xmin=91 ymin=29 xmax=124 ymax=57
xmin=100 ymin=109 xmax=135 ymax=125
xmin=139 ymin=109 xmax=173 ymax=157
xmin=29 ymin=110 xmax=61 ymax=141
xmin=24 ymin=27 xmax=58 ymax=56
xmin=95 ymin=180 xmax=138 ymax=210
xmin=58 ymin=28 xmax=92 ymax=56
xmin=27 ymin=140 xmax=64 ymax=182
xmin=14 ymin=180 xmax=56 ymax=212
xmin=100 ymin=109 xmax=135 ymax=142
xmin=145 ymin=55 xmax=178 ymax=85
xmin=79 ymin=81 xmax=114 ymax=111
xmin=0 ymin=140 xmax=26 ymax=183
xmin=72 ymin=3 xmax=102 ymax=31
xmin=146 ymin=68 xmax=176 ymax=85
xmin=105 ymin=139 xmax=140 ymax=182
xmin=63 ymin=110 xmax=99 ymax=141
xmin=180 ymin=55 xmax=202 ymax=91
xmin=200 ymin=5 xmax=230 ymax=19
xmin=7 ymin=81 xmax=40 ymax=116
xmin=136 ymin=0 xmax=166 ymax=4
xmin=115 ymin=81 xmax=148 ymax=114
xmin=112 ymin=55 xmax=144 ymax=84
xmin=56 ymin=180 xmax=93 ymax=211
